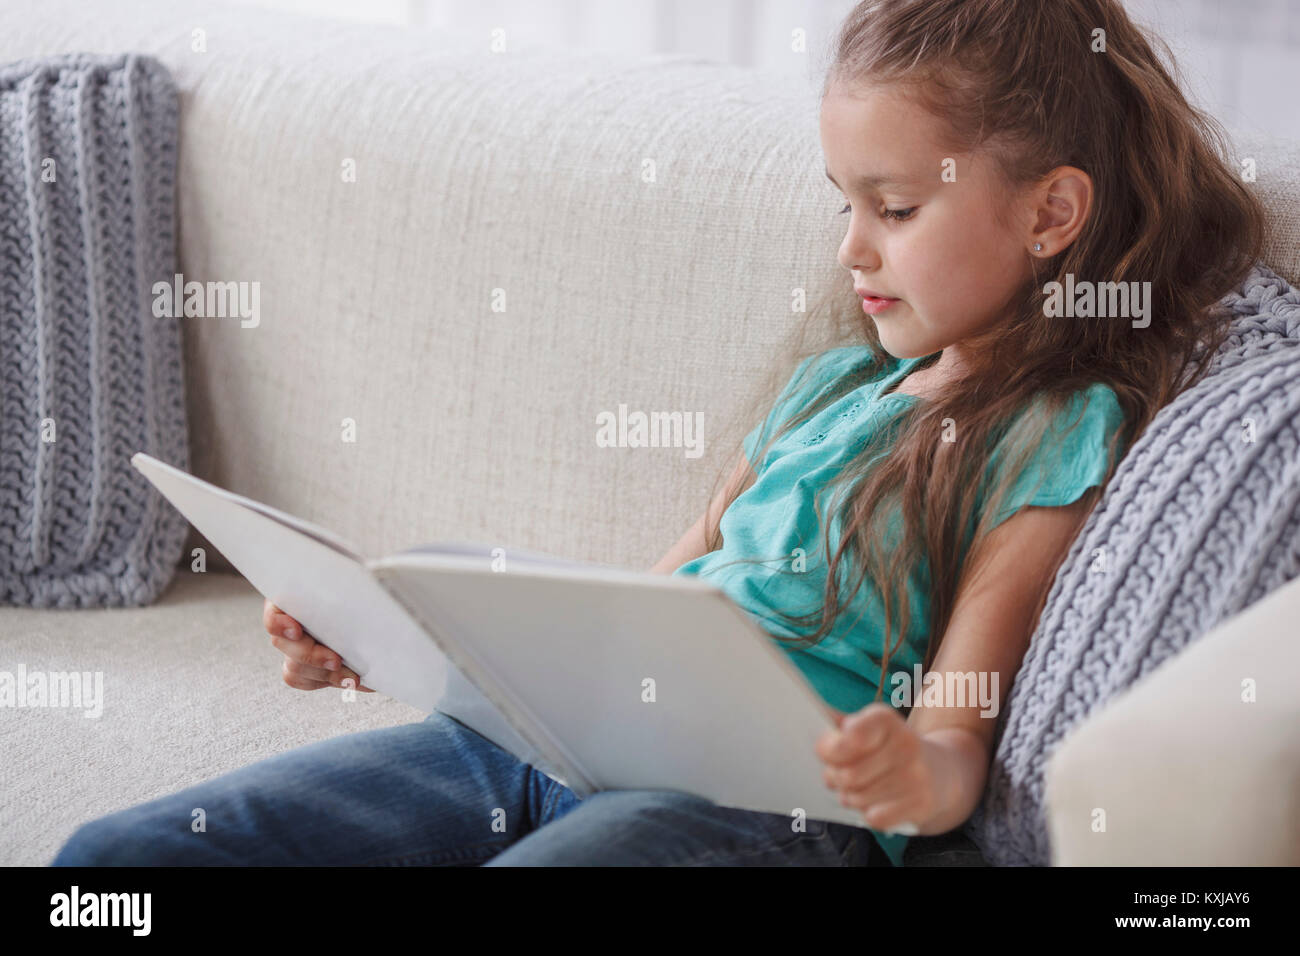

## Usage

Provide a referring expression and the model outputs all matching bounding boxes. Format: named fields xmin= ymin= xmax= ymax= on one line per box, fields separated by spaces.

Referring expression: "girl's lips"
xmin=860 ymin=295 xmax=899 ymax=316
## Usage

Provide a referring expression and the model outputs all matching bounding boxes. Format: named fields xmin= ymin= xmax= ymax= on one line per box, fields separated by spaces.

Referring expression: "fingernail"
xmin=283 ymin=625 xmax=298 ymax=640
xmin=884 ymin=822 xmax=920 ymax=836
xmin=324 ymin=659 xmax=339 ymax=671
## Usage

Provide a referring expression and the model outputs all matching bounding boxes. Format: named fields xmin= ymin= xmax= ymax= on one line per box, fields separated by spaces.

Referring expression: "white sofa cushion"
xmin=0 ymin=572 xmax=421 ymax=865
xmin=1045 ymin=571 xmax=1300 ymax=865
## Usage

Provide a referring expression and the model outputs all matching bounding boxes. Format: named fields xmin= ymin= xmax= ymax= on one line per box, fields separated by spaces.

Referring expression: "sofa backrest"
xmin=3 ymin=0 xmax=1298 ymax=574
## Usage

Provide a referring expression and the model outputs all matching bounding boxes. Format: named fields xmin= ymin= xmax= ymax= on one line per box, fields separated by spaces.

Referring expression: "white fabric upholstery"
xmin=1046 ymin=573 xmax=1300 ymax=865
xmin=0 ymin=0 xmax=854 ymax=577
xmin=1 ymin=572 xmax=420 ymax=866
xmin=1 ymin=0 xmax=1297 ymax=865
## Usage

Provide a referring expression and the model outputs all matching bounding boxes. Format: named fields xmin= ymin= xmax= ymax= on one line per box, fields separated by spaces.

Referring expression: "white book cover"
xmin=131 ymin=451 xmax=871 ymax=828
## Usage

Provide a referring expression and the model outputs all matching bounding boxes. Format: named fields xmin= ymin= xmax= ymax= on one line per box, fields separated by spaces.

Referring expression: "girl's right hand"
xmin=263 ymin=598 xmax=374 ymax=692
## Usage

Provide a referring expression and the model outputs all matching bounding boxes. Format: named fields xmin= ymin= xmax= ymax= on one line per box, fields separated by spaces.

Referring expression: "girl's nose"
xmin=839 ymin=231 xmax=881 ymax=273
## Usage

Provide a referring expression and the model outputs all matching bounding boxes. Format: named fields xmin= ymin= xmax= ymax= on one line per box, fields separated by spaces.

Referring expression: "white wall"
xmin=1124 ymin=0 xmax=1300 ymax=137
xmin=221 ymin=0 xmax=1300 ymax=137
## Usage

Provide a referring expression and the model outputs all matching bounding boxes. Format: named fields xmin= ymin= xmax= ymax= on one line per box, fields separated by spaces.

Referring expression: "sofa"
xmin=1 ymin=0 xmax=1297 ymax=868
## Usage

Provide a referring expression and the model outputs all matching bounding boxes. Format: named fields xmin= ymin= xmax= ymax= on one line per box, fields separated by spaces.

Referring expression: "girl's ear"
xmin=1028 ymin=164 xmax=1093 ymax=254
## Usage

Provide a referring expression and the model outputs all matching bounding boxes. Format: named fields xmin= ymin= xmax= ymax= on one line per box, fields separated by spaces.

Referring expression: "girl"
xmin=53 ymin=0 xmax=1263 ymax=867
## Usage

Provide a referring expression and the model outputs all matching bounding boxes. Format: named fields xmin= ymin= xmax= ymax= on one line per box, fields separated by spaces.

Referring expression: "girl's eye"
xmin=883 ymin=206 xmax=917 ymax=222
xmin=836 ymin=202 xmax=917 ymax=223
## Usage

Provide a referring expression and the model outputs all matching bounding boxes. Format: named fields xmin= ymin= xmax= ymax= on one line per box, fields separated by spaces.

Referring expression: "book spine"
xmin=375 ymin=570 xmax=597 ymax=796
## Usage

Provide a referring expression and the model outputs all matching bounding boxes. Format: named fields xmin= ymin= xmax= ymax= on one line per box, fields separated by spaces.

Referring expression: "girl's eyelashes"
xmin=837 ymin=202 xmax=918 ymax=223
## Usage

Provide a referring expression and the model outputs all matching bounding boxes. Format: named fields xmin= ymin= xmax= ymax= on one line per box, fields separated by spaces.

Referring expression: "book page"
xmin=394 ymin=540 xmax=607 ymax=572
xmin=369 ymin=554 xmax=864 ymax=828
xmin=131 ymin=453 xmax=449 ymax=712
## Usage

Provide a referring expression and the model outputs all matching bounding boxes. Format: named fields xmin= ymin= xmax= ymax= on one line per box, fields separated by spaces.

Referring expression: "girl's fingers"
xmin=269 ymin=630 xmax=319 ymax=663
xmin=827 ymin=753 xmax=903 ymax=793
xmin=263 ymin=599 xmax=276 ymax=632
xmin=286 ymin=660 xmax=336 ymax=683
xmin=264 ymin=602 xmax=298 ymax=634
xmin=270 ymin=613 xmax=310 ymax=641
xmin=270 ymin=632 xmax=347 ymax=673
xmin=266 ymin=606 xmax=374 ymax=692
xmin=264 ymin=601 xmax=313 ymax=642
xmin=325 ymin=665 xmax=368 ymax=690
xmin=282 ymin=659 xmax=332 ymax=690
xmin=283 ymin=657 xmax=375 ymax=693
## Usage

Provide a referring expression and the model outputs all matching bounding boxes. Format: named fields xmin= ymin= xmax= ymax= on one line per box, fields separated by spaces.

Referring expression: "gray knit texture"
xmin=965 ymin=263 xmax=1300 ymax=866
xmin=0 ymin=53 xmax=187 ymax=607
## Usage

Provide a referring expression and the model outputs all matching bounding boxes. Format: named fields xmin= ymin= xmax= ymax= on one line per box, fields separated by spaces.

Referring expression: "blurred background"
xmin=220 ymin=0 xmax=1300 ymax=137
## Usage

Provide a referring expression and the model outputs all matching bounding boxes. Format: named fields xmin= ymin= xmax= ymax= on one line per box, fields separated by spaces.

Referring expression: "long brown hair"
xmin=701 ymin=0 xmax=1265 ymax=698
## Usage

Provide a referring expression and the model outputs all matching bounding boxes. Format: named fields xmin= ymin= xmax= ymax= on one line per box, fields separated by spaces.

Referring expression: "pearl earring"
xmin=1033 ymin=242 xmax=1043 ymax=252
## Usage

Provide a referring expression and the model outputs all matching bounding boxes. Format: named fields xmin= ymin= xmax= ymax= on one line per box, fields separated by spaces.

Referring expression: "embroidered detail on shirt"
xmin=800 ymin=399 xmax=864 ymax=446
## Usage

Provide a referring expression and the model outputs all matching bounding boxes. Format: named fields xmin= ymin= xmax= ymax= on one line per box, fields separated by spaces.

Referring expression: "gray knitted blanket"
xmin=966 ymin=263 xmax=1300 ymax=865
xmin=0 ymin=53 xmax=188 ymax=607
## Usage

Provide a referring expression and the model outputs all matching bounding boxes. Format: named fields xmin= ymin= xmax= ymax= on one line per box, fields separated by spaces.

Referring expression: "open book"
xmin=131 ymin=451 xmax=869 ymax=827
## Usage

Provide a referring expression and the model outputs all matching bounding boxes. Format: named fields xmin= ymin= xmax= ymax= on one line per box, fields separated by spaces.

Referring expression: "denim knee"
xmin=52 ymin=811 xmax=185 ymax=866
xmin=54 ymin=816 xmax=132 ymax=866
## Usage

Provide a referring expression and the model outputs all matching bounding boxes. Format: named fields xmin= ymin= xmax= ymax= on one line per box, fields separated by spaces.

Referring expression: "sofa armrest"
xmin=1044 ymin=573 xmax=1300 ymax=865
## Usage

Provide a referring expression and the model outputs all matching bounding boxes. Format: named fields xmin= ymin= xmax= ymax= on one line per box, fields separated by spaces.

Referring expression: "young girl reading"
xmin=53 ymin=0 xmax=1263 ymax=867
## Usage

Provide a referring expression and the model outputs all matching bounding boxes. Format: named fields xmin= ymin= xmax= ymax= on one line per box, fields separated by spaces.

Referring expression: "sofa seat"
xmin=0 ymin=571 xmax=423 ymax=865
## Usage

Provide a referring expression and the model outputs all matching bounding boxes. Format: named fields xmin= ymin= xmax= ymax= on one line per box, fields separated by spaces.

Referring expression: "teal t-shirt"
xmin=671 ymin=344 xmax=1127 ymax=866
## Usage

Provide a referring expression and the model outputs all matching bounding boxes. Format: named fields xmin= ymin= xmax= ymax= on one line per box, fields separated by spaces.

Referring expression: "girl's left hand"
xmin=815 ymin=702 xmax=942 ymax=836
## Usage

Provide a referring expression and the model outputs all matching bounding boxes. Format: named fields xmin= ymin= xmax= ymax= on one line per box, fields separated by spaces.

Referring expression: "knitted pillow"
xmin=0 ymin=53 xmax=187 ymax=607
xmin=965 ymin=263 xmax=1300 ymax=866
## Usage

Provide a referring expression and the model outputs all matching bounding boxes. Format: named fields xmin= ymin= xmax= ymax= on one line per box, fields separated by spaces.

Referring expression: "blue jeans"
xmin=51 ymin=710 xmax=888 ymax=866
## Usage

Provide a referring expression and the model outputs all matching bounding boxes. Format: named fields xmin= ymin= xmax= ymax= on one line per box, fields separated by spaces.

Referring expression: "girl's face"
xmin=819 ymin=80 xmax=1035 ymax=362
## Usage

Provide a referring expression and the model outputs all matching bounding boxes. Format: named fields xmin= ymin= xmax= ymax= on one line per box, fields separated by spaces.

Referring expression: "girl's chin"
xmin=872 ymin=324 xmax=919 ymax=359
xmin=874 ymin=334 xmax=939 ymax=363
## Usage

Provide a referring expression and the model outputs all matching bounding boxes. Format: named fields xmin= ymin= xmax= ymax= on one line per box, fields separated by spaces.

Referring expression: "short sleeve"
xmin=984 ymin=383 xmax=1126 ymax=530
xmin=742 ymin=347 xmax=875 ymax=467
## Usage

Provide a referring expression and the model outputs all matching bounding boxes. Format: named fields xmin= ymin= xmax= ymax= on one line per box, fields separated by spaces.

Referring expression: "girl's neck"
xmin=924 ymin=345 xmax=963 ymax=378
xmin=888 ymin=347 xmax=958 ymax=399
